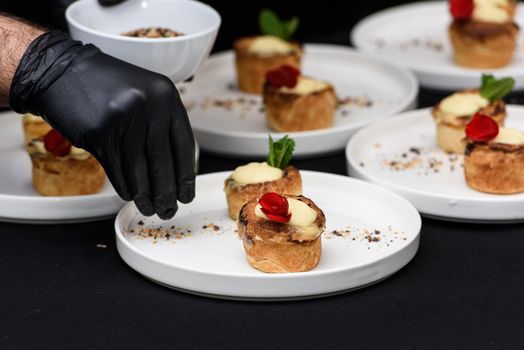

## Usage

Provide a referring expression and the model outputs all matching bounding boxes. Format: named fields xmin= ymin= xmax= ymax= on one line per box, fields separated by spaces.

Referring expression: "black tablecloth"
xmin=1 ymin=88 xmax=524 ymax=349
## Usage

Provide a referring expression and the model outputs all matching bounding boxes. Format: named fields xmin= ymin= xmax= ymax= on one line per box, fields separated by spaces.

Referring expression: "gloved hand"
xmin=9 ymin=30 xmax=195 ymax=220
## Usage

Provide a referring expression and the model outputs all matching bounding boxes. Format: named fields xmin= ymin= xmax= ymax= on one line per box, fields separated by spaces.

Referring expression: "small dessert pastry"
xmin=464 ymin=113 xmax=524 ymax=194
xmin=263 ymin=65 xmax=337 ymax=132
xmin=224 ymin=136 xmax=301 ymax=220
xmin=448 ymin=0 xmax=519 ymax=68
xmin=234 ymin=36 xmax=302 ymax=94
xmin=27 ymin=129 xmax=105 ymax=196
xmin=22 ymin=113 xmax=52 ymax=144
xmin=234 ymin=10 xmax=302 ymax=94
xmin=237 ymin=192 xmax=325 ymax=273
xmin=432 ymin=74 xmax=513 ymax=153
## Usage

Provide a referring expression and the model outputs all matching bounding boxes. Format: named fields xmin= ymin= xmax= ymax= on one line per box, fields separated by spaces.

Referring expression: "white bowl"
xmin=66 ymin=0 xmax=221 ymax=83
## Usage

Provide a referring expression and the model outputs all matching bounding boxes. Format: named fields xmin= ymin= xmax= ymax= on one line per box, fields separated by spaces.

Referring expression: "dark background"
xmin=1 ymin=1 xmax=524 ymax=349
xmin=2 ymin=0 xmax=418 ymax=51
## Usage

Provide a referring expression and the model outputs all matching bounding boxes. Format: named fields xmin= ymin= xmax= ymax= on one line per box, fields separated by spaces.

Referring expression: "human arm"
xmin=0 ymin=15 xmax=44 ymax=105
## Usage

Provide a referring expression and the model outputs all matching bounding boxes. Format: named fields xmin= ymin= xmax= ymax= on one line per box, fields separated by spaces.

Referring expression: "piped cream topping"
xmin=438 ymin=92 xmax=489 ymax=123
xmin=27 ymin=140 xmax=91 ymax=161
xmin=491 ymin=127 xmax=524 ymax=145
xmin=255 ymin=198 xmax=317 ymax=227
xmin=23 ymin=113 xmax=45 ymax=123
xmin=248 ymin=35 xmax=294 ymax=57
xmin=280 ymin=77 xmax=329 ymax=95
xmin=231 ymin=162 xmax=283 ymax=185
xmin=472 ymin=0 xmax=511 ymax=23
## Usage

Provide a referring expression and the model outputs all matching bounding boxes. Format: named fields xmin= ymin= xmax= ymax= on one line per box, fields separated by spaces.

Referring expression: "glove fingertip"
xmin=134 ymin=193 xmax=155 ymax=217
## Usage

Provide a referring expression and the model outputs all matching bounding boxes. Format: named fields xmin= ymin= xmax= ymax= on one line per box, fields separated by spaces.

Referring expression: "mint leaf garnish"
xmin=259 ymin=9 xmax=299 ymax=41
xmin=266 ymin=135 xmax=295 ymax=169
xmin=480 ymin=74 xmax=515 ymax=102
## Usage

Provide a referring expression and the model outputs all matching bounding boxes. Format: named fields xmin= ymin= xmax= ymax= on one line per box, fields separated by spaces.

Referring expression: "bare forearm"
xmin=0 ymin=15 xmax=44 ymax=106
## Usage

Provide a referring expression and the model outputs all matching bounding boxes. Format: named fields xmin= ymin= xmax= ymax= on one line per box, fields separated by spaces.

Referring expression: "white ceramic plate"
xmin=180 ymin=44 xmax=418 ymax=158
xmin=0 ymin=111 xmax=199 ymax=224
xmin=351 ymin=1 xmax=524 ymax=90
xmin=115 ymin=171 xmax=421 ymax=300
xmin=346 ymin=106 xmax=524 ymax=223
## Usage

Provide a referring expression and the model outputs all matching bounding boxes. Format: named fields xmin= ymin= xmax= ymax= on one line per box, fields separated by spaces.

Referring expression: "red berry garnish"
xmin=44 ymin=129 xmax=72 ymax=157
xmin=449 ymin=0 xmax=474 ymax=20
xmin=266 ymin=65 xmax=300 ymax=89
xmin=465 ymin=113 xmax=499 ymax=142
xmin=258 ymin=192 xmax=291 ymax=223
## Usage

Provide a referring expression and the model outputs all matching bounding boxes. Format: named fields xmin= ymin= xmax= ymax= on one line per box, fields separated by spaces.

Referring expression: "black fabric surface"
xmin=1 ymin=148 xmax=524 ymax=349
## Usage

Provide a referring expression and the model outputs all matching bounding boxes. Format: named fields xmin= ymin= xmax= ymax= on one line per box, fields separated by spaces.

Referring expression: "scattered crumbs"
xmin=202 ymin=223 xmax=223 ymax=234
xmin=199 ymin=96 xmax=260 ymax=118
xmin=124 ymin=222 xmax=192 ymax=241
xmin=96 ymin=244 xmax=107 ymax=249
xmin=373 ymin=143 xmax=382 ymax=149
xmin=184 ymin=92 xmax=373 ymax=119
xmin=409 ymin=147 xmax=421 ymax=155
xmin=359 ymin=162 xmax=365 ymax=167
xmin=365 ymin=229 xmax=381 ymax=242
xmin=338 ymin=96 xmax=373 ymax=108
xmin=227 ymin=82 xmax=236 ymax=91
xmin=399 ymin=37 xmax=444 ymax=53
xmin=372 ymin=36 xmax=444 ymax=53
xmin=324 ymin=225 xmax=406 ymax=249
xmin=178 ymin=86 xmax=186 ymax=95
xmin=378 ymin=145 xmax=463 ymax=175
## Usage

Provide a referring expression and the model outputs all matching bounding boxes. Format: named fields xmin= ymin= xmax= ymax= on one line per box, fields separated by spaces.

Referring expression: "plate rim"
xmin=345 ymin=105 xmax=524 ymax=221
xmin=115 ymin=170 xmax=422 ymax=279
xmin=186 ymin=43 xmax=419 ymax=139
xmin=0 ymin=110 xmax=199 ymax=222
xmin=351 ymin=1 xmax=524 ymax=88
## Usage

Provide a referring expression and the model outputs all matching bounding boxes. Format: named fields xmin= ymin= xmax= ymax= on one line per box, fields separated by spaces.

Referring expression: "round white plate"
xmin=180 ymin=44 xmax=418 ymax=158
xmin=346 ymin=106 xmax=524 ymax=223
xmin=115 ymin=171 xmax=421 ymax=300
xmin=0 ymin=111 xmax=199 ymax=224
xmin=351 ymin=1 xmax=524 ymax=91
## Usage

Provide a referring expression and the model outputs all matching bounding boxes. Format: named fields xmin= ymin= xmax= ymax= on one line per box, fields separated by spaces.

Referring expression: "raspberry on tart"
xmin=463 ymin=114 xmax=524 ymax=194
xmin=237 ymin=193 xmax=326 ymax=273
xmin=431 ymin=74 xmax=513 ymax=153
xmin=448 ymin=0 xmax=519 ymax=68
xmin=27 ymin=129 xmax=105 ymax=196
xmin=263 ymin=65 xmax=337 ymax=132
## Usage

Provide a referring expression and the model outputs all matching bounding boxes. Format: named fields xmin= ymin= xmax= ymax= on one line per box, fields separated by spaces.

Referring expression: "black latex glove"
xmin=10 ymin=30 xmax=195 ymax=220
xmin=98 ymin=0 xmax=126 ymax=5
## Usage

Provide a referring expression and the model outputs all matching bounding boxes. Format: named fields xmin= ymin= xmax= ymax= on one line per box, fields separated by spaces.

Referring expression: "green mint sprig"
xmin=480 ymin=74 xmax=515 ymax=102
xmin=259 ymin=9 xmax=299 ymax=41
xmin=267 ymin=135 xmax=295 ymax=169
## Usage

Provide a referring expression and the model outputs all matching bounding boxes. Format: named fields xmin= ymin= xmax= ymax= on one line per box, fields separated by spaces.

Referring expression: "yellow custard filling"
xmin=255 ymin=198 xmax=322 ymax=241
xmin=437 ymin=92 xmax=489 ymax=124
xmin=231 ymin=162 xmax=283 ymax=185
xmin=248 ymin=35 xmax=295 ymax=57
xmin=472 ymin=0 xmax=511 ymax=23
xmin=280 ymin=77 xmax=329 ymax=95
xmin=27 ymin=140 xmax=91 ymax=161
xmin=23 ymin=113 xmax=46 ymax=123
xmin=491 ymin=127 xmax=524 ymax=145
